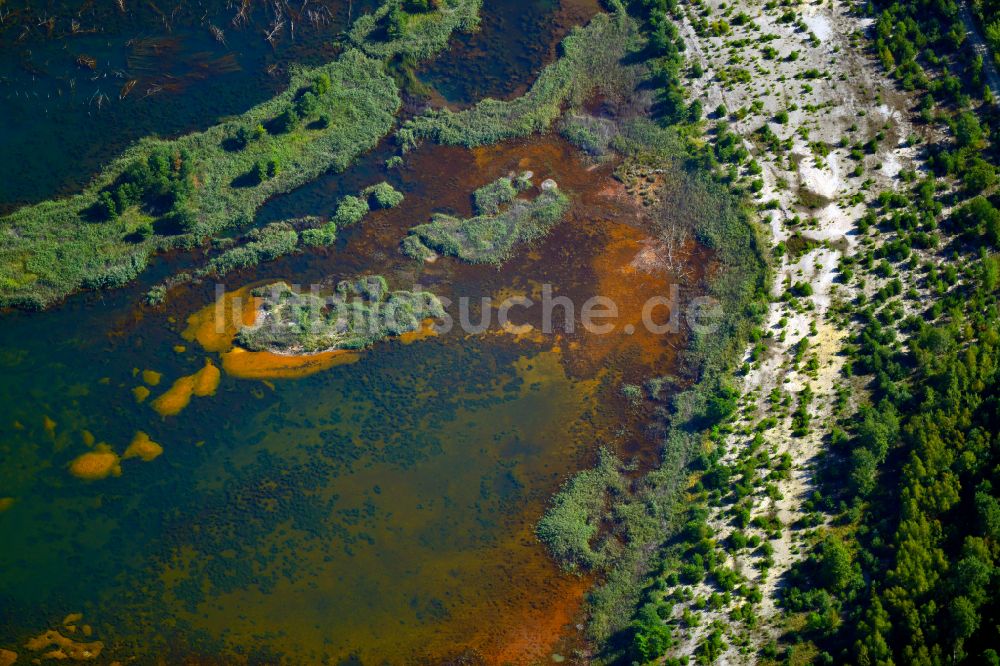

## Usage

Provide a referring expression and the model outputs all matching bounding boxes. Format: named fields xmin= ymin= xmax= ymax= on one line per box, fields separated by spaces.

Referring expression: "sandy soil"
xmin=665 ymin=0 xmax=923 ymax=660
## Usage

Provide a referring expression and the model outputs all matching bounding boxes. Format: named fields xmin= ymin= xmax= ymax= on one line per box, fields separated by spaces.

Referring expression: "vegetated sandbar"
xmin=0 ymin=0 xmax=481 ymax=310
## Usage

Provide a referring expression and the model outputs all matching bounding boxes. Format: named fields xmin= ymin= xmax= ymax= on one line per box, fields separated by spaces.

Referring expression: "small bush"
xmin=333 ymin=195 xmax=371 ymax=226
xmin=363 ymin=182 xmax=405 ymax=209
xmin=301 ymin=222 xmax=338 ymax=247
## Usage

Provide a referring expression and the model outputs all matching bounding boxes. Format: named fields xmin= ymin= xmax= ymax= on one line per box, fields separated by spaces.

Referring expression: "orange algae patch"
xmin=81 ymin=430 xmax=95 ymax=446
xmin=182 ymin=286 xmax=259 ymax=353
xmin=221 ymin=347 xmax=360 ymax=380
xmin=0 ymin=497 xmax=14 ymax=512
xmin=0 ymin=648 xmax=15 ymax=666
xmin=398 ymin=318 xmax=440 ymax=345
xmin=43 ymin=415 xmax=56 ymax=437
xmin=150 ymin=360 xmax=221 ymax=416
xmin=151 ymin=376 xmax=197 ymax=416
xmin=69 ymin=444 xmax=122 ymax=481
xmin=132 ymin=386 xmax=151 ymax=403
xmin=24 ymin=629 xmax=103 ymax=661
xmin=123 ymin=431 xmax=163 ymax=462
xmin=191 ymin=361 xmax=221 ymax=396
xmin=141 ymin=370 xmax=162 ymax=386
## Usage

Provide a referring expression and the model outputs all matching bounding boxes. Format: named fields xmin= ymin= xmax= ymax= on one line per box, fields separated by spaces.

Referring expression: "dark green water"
xmin=0 ymin=294 xmax=602 ymax=661
xmin=0 ymin=0 xmax=383 ymax=211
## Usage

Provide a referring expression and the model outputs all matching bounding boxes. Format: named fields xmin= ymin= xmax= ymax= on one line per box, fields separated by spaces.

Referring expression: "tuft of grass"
xmin=362 ymin=181 xmax=405 ymax=209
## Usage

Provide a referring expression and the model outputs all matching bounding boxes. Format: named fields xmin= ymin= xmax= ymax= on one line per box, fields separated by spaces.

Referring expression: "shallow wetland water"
xmin=0 ymin=2 xmax=711 ymax=663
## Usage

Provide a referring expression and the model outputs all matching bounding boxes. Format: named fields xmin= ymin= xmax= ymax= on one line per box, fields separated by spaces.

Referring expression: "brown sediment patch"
xmin=124 ymin=431 xmax=163 ymax=462
xmin=221 ymin=347 xmax=361 ymax=381
xmin=150 ymin=375 xmax=196 ymax=416
xmin=486 ymin=574 xmax=589 ymax=666
xmin=0 ymin=497 xmax=14 ymax=512
xmin=142 ymin=370 xmax=162 ymax=386
xmin=0 ymin=648 xmax=16 ymax=666
xmin=82 ymin=430 xmax=95 ymax=446
xmin=132 ymin=386 xmax=151 ymax=403
xmin=181 ymin=285 xmax=259 ymax=353
xmin=69 ymin=444 xmax=122 ymax=481
xmin=150 ymin=360 xmax=221 ymax=417
xmin=24 ymin=629 xmax=103 ymax=661
xmin=61 ymin=614 xmax=83 ymax=627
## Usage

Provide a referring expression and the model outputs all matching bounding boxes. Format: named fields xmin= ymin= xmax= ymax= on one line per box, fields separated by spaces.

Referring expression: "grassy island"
xmin=403 ymin=179 xmax=569 ymax=264
xmin=236 ymin=277 xmax=444 ymax=354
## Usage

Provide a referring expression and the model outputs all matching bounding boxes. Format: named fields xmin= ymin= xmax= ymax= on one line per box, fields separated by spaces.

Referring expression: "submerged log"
xmin=119 ymin=78 xmax=137 ymax=99
xmin=209 ymin=23 xmax=226 ymax=45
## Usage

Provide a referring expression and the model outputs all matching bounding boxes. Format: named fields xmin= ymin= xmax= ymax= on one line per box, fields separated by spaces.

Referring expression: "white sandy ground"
xmin=663 ymin=0 xmax=927 ymax=660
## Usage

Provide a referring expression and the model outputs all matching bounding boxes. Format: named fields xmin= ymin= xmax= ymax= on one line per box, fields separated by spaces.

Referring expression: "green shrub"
xmin=333 ymin=195 xmax=371 ymax=226
xmin=630 ymin=603 xmax=675 ymax=662
xmin=472 ymin=176 xmax=520 ymax=215
xmin=234 ymin=123 xmax=266 ymax=149
xmin=363 ymin=181 xmax=405 ymax=209
xmin=301 ymin=223 xmax=338 ymax=247
xmin=536 ymin=449 xmax=623 ymax=571
xmin=254 ymin=156 xmax=281 ymax=182
xmin=295 ymin=92 xmax=321 ymax=119
xmin=270 ymin=107 xmax=299 ymax=134
xmin=311 ymin=73 xmax=331 ymax=96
